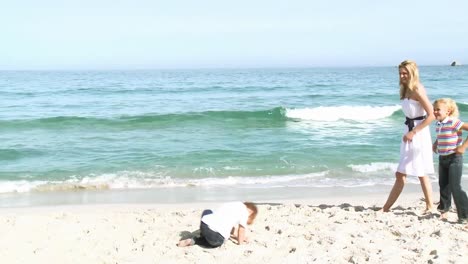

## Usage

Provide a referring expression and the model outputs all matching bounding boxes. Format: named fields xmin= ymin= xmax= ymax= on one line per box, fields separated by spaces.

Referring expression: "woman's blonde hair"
xmin=433 ymin=98 xmax=459 ymax=118
xmin=399 ymin=60 xmax=420 ymax=99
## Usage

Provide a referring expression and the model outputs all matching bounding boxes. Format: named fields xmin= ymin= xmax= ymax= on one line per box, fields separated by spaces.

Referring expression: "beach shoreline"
xmin=0 ymin=181 xmax=445 ymax=208
xmin=1 ymin=185 xmax=467 ymax=263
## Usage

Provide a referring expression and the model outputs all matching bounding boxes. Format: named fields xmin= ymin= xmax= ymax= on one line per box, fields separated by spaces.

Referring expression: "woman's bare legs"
xmin=418 ymin=175 xmax=434 ymax=212
xmin=382 ymin=172 xmax=406 ymax=212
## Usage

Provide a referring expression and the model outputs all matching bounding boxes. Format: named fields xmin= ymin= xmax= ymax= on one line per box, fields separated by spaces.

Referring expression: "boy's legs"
xmin=448 ymin=154 xmax=468 ymax=220
xmin=438 ymin=155 xmax=452 ymax=215
xmin=201 ymin=209 xmax=213 ymax=218
xmin=177 ymin=209 xmax=215 ymax=247
xmin=193 ymin=209 xmax=224 ymax=247
xmin=199 ymin=222 xmax=224 ymax=247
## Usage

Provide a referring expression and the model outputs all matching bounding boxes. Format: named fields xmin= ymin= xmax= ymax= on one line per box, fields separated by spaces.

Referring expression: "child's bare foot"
xmin=177 ymin=238 xmax=194 ymax=247
xmin=458 ymin=218 xmax=468 ymax=228
xmin=439 ymin=212 xmax=448 ymax=220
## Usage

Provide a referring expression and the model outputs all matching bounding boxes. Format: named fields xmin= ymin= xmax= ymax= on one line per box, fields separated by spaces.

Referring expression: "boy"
xmin=432 ymin=98 xmax=468 ymax=224
xmin=177 ymin=201 xmax=258 ymax=247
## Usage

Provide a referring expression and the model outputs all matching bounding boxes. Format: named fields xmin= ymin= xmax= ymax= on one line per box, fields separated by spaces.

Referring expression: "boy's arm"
xmin=455 ymin=123 xmax=468 ymax=154
xmin=236 ymin=225 xmax=246 ymax=245
xmin=456 ymin=136 xmax=468 ymax=154
xmin=461 ymin=123 xmax=468 ymax=131
xmin=432 ymin=139 xmax=438 ymax=153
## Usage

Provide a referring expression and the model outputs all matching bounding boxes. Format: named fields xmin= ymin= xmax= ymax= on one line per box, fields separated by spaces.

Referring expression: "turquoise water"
xmin=1 ymin=66 xmax=468 ymax=194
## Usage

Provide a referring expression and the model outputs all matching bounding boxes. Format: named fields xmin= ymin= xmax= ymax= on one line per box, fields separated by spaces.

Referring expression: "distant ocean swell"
xmin=1 ymin=105 xmax=403 ymax=130
xmin=5 ymin=101 xmax=465 ymax=134
xmin=1 ymin=107 xmax=286 ymax=130
xmin=457 ymin=102 xmax=468 ymax=112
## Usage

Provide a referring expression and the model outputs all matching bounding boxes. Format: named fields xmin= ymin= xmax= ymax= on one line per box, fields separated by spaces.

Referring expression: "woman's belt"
xmin=405 ymin=115 xmax=426 ymax=131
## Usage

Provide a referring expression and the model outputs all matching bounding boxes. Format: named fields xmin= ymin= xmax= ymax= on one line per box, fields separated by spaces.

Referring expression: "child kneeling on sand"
xmin=177 ymin=201 xmax=258 ymax=247
xmin=432 ymin=98 xmax=468 ymax=224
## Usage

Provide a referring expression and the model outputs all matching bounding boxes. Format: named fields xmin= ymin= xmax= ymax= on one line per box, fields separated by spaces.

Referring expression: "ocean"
xmin=1 ymin=66 xmax=468 ymax=206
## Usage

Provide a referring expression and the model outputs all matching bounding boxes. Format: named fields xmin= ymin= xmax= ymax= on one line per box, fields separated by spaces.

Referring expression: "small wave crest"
xmin=349 ymin=162 xmax=397 ymax=173
xmin=0 ymin=172 xmax=325 ymax=193
xmin=285 ymin=105 xmax=400 ymax=121
xmin=4 ymin=163 xmax=462 ymax=194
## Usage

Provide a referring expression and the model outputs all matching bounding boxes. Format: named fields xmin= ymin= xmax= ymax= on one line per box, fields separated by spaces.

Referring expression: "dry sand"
xmin=0 ymin=194 xmax=467 ymax=264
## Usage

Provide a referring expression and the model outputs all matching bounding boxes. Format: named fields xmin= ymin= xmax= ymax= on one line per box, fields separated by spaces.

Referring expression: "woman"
xmin=382 ymin=60 xmax=435 ymax=213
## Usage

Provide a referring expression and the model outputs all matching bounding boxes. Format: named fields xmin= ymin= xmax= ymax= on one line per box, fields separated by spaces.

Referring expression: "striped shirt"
xmin=436 ymin=117 xmax=464 ymax=156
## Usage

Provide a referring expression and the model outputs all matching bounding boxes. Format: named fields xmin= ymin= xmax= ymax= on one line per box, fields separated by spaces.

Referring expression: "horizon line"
xmin=0 ymin=63 xmax=462 ymax=72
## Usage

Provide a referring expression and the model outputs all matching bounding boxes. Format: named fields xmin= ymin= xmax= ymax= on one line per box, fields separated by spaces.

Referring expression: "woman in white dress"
xmin=382 ymin=60 xmax=435 ymax=213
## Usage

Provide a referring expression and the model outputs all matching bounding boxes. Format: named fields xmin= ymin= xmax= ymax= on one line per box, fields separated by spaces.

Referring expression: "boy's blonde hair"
xmin=433 ymin=98 xmax=459 ymax=118
xmin=399 ymin=60 xmax=420 ymax=99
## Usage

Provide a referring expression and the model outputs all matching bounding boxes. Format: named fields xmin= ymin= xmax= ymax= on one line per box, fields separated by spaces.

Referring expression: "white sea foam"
xmin=349 ymin=162 xmax=397 ymax=173
xmin=185 ymin=172 xmax=327 ymax=187
xmin=1 ymin=167 xmax=466 ymax=193
xmin=0 ymin=171 xmax=326 ymax=193
xmin=0 ymin=180 xmax=47 ymax=193
xmin=285 ymin=105 xmax=400 ymax=121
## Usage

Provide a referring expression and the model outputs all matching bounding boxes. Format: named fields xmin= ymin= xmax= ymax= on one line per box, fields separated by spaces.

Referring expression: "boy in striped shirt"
xmin=432 ymin=98 xmax=468 ymax=224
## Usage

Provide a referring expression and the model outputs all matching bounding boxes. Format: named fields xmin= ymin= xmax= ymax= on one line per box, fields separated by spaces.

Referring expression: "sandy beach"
xmin=0 ymin=189 xmax=467 ymax=264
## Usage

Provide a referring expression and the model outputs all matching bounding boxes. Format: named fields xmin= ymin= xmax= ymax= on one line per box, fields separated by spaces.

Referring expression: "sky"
xmin=1 ymin=0 xmax=467 ymax=70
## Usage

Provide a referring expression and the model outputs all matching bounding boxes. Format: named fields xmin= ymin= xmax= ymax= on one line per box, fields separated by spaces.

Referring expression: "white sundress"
xmin=396 ymin=99 xmax=434 ymax=176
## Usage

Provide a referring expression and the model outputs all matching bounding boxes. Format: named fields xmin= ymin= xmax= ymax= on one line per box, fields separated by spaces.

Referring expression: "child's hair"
xmin=399 ymin=60 xmax=420 ymax=99
xmin=244 ymin=202 xmax=258 ymax=225
xmin=433 ymin=98 xmax=459 ymax=118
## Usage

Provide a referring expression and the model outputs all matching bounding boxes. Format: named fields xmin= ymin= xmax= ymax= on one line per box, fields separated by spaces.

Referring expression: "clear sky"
xmin=1 ymin=0 xmax=467 ymax=70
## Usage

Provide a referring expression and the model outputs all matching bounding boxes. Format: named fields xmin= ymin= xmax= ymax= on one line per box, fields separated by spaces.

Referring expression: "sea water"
xmin=1 ymin=66 xmax=467 ymax=202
